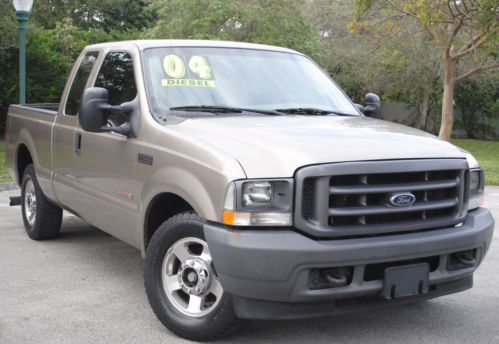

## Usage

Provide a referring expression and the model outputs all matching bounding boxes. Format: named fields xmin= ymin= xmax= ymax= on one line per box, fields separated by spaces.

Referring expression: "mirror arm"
xmin=354 ymin=103 xmax=365 ymax=113
xmin=99 ymin=123 xmax=131 ymax=137
xmin=363 ymin=104 xmax=377 ymax=113
xmin=100 ymin=104 xmax=133 ymax=117
xmin=97 ymin=103 xmax=133 ymax=137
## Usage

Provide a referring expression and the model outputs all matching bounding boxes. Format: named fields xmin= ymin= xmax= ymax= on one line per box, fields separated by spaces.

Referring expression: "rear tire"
xmin=21 ymin=164 xmax=63 ymax=240
xmin=144 ymin=212 xmax=243 ymax=341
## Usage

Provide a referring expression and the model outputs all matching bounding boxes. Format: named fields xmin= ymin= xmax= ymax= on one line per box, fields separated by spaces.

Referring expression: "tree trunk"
xmin=419 ymin=86 xmax=431 ymax=130
xmin=438 ymin=59 xmax=456 ymax=141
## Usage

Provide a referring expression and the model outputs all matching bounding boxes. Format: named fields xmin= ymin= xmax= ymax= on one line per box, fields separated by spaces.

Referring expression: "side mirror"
xmin=362 ymin=93 xmax=381 ymax=119
xmin=79 ymin=87 xmax=132 ymax=136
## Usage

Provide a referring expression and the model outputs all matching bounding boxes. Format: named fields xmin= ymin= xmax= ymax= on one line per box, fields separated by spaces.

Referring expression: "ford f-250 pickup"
xmin=5 ymin=40 xmax=495 ymax=341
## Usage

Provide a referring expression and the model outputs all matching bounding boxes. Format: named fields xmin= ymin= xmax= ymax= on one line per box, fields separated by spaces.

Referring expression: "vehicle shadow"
xmin=51 ymin=214 xmax=144 ymax=277
xmin=229 ymin=298 xmax=495 ymax=344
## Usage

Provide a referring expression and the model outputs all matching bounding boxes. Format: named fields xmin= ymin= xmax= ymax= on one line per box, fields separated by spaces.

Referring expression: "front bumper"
xmin=204 ymin=208 xmax=494 ymax=319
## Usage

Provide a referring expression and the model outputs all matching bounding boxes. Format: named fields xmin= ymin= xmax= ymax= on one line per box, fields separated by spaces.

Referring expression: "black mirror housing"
xmin=79 ymin=87 xmax=109 ymax=132
xmin=362 ymin=93 xmax=382 ymax=119
xmin=79 ymin=87 xmax=134 ymax=136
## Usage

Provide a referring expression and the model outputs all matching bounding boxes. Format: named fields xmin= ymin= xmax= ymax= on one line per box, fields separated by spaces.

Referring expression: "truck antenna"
xmin=170 ymin=2 xmax=175 ymax=39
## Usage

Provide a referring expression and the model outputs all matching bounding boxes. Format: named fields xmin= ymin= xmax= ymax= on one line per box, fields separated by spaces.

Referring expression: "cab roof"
xmin=85 ymin=39 xmax=302 ymax=55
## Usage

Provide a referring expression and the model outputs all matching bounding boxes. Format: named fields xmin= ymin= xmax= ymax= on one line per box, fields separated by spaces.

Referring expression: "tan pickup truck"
xmin=5 ymin=40 xmax=495 ymax=341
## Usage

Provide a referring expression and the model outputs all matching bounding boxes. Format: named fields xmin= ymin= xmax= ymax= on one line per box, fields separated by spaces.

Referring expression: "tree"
xmin=149 ymin=0 xmax=319 ymax=57
xmin=304 ymin=0 xmax=444 ymax=130
xmin=31 ymin=1 xmax=157 ymax=31
xmin=301 ymin=0 xmax=370 ymax=101
xmin=0 ymin=1 xmax=152 ymax=133
xmin=353 ymin=0 xmax=499 ymax=140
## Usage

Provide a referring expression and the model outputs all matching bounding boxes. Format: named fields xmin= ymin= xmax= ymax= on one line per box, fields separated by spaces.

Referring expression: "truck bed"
xmin=13 ymin=103 xmax=59 ymax=115
xmin=5 ymin=103 xmax=60 ymax=187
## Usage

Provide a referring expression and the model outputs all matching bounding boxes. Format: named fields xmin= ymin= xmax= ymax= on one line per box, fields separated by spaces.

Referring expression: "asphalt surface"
xmin=0 ymin=187 xmax=498 ymax=344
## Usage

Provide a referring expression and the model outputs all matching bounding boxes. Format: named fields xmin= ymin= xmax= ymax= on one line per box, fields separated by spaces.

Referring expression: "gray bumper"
xmin=204 ymin=208 xmax=494 ymax=319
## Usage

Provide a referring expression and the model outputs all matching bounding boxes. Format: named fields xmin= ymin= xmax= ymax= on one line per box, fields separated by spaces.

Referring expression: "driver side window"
xmin=95 ymin=51 xmax=137 ymax=126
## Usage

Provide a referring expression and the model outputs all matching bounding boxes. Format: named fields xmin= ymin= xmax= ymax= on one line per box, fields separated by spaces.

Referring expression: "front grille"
xmin=294 ymin=159 xmax=468 ymax=238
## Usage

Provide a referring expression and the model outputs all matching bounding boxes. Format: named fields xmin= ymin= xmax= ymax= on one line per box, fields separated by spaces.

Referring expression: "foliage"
xmin=32 ymin=0 xmax=157 ymax=31
xmin=0 ymin=2 xmax=149 ymax=133
xmin=301 ymin=0 xmax=367 ymax=101
xmin=0 ymin=0 xmax=319 ymax=133
xmin=0 ymin=0 xmax=497 ymax=141
xmin=148 ymin=0 xmax=320 ymax=57
xmin=302 ymin=0 xmax=444 ymax=131
xmin=454 ymin=74 xmax=499 ymax=139
xmin=352 ymin=0 xmax=499 ymax=140
xmin=452 ymin=139 xmax=499 ymax=186
xmin=0 ymin=140 xmax=12 ymax=183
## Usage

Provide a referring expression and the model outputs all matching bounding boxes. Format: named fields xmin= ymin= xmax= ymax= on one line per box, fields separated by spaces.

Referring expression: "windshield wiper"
xmin=170 ymin=105 xmax=282 ymax=116
xmin=274 ymin=107 xmax=356 ymax=116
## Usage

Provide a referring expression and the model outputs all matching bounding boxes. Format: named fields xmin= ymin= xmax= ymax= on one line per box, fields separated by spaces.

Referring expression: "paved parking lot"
xmin=0 ymin=187 xmax=498 ymax=344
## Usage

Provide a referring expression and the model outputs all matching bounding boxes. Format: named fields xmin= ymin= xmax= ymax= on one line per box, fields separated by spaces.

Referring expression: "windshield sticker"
xmin=188 ymin=56 xmax=212 ymax=79
xmin=163 ymin=55 xmax=186 ymax=79
xmin=162 ymin=55 xmax=215 ymax=88
xmin=161 ymin=79 xmax=215 ymax=87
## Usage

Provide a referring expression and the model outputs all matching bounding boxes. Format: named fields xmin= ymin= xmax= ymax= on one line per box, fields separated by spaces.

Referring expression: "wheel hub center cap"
xmin=178 ymin=258 xmax=211 ymax=296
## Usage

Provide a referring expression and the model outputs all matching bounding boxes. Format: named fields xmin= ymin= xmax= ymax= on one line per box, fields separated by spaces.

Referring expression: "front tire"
xmin=21 ymin=164 xmax=63 ymax=240
xmin=144 ymin=212 xmax=242 ymax=341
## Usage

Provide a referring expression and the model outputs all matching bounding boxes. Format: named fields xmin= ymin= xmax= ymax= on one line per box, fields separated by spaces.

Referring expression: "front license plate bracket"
xmin=383 ymin=263 xmax=430 ymax=299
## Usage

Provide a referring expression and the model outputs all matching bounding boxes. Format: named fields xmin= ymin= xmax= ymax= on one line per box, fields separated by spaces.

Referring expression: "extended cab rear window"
xmin=64 ymin=51 xmax=99 ymax=116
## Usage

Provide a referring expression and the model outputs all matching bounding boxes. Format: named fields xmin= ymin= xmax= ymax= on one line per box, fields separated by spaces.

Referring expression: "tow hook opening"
xmin=309 ymin=266 xmax=353 ymax=290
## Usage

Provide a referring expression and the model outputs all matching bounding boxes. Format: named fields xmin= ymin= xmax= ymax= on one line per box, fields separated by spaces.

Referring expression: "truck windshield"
xmin=142 ymin=47 xmax=359 ymax=116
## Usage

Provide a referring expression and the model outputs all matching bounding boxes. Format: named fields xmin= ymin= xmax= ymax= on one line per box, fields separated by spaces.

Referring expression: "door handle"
xmin=74 ymin=133 xmax=82 ymax=156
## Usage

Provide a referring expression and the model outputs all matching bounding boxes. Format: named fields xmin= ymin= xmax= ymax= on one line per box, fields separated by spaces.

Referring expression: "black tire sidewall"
xmin=144 ymin=213 xmax=238 ymax=339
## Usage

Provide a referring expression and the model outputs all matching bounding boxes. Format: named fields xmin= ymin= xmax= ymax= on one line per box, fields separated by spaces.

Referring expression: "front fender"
xmin=138 ymin=164 xmax=245 ymax=255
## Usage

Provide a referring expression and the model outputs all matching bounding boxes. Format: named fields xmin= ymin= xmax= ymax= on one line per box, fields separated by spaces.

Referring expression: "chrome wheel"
xmin=162 ymin=237 xmax=223 ymax=317
xmin=24 ymin=178 xmax=37 ymax=226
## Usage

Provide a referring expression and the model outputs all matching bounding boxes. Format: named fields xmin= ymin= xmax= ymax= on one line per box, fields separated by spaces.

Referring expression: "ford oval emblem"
xmin=389 ymin=192 xmax=416 ymax=207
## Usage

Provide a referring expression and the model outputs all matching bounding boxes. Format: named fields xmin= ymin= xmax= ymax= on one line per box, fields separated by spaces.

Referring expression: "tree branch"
xmin=450 ymin=20 xmax=463 ymax=41
xmin=454 ymin=63 xmax=499 ymax=82
xmin=386 ymin=0 xmax=417 ymax=18
xmin=451 ymin=31 xmax=489 ymax=60
xmin=449 ymin=0 xmax=476 ymax=20
xmin=386 ymin=0 xmax=442 ymax=46
xmin=446 ymin=20 xmax=463 ymax=59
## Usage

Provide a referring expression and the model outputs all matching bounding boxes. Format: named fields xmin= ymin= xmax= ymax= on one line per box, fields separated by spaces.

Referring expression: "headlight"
xmin=243 ymin=182 xmax=272 ymax=206
xmin=468 ymin=168 xmax=484 ymax=210
xmin=222 ymin=179 xmax=293 ymax=226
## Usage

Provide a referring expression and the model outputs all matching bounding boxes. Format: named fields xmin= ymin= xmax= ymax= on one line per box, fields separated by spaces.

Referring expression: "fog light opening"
xmin=447 ymin=249 xmax=477 ymax=271
xmin=309 ymin=266 xmax=353 ymax=290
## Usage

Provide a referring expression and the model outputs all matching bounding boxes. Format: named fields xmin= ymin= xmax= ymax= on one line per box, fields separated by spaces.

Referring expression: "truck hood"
xmin=172 ymin=115 xmax=466 ymax=178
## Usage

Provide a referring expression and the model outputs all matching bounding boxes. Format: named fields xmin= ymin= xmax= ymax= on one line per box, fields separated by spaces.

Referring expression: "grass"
xmin=0 ymin=140 xmax=12 ymax=183
xmin=452 ymin=139 xmax=499 ymax=186
xmin=0 ymin=141 xmax=14 ymax=184
xmin=0 ymin=139 xmax=497 ymax=185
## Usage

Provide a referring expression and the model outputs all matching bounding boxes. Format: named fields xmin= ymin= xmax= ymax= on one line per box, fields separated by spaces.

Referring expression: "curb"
xmin=0 ymin=183 xmax=19 ymax=192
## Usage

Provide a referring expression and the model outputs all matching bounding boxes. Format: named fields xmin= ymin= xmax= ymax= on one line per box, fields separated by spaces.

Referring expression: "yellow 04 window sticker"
xmin=161 ymin=55 xmax=215 ymax=88
xmin=163 ymin=55 xmax=186 ymax=79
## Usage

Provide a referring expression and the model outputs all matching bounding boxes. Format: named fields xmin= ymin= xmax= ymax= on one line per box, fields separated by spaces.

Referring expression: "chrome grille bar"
xmin=329 ymin=179 xmax=459 ymax=194
xmin=329 ymin=198 xmax=458 ymax=217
